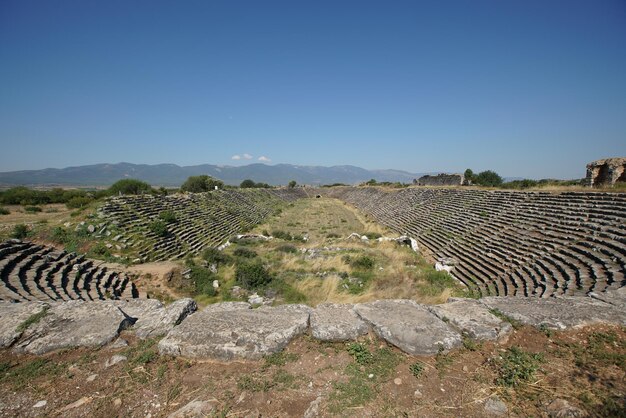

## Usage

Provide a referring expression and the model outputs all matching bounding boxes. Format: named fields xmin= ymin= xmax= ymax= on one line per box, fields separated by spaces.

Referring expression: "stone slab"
xmin=110 ymin=298 xmax=197 ymax=339
xmin=310 ymin=303 xmax=370 ymax=341
xmin=429 ymin=298 xmax=512 ymax=341
xmin=354 ymin=299 xmax=462 ymax=355
xmin=480 ymin=296 xmax=626 ymax=330
xmin=0 ymin=302 xmax=49 ymax=348
xmin=158 ymin=304 xmax=311 ymax=360
xmin=13 ymin=300 xmax=132 ymax=354
xmin=589 ymin=288 xmax=626 ymax=309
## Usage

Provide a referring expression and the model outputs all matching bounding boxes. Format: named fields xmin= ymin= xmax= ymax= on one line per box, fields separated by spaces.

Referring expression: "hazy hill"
xmin=0 ymin=163 xmax=428 ymax=187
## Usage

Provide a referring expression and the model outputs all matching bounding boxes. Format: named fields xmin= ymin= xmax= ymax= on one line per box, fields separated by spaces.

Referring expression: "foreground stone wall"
xmin=2 ymin=289 xmax=624 ymax=360
xmin=413 ymin=173 xmax=465 ymax=186
xmin=586 ymin=157 xmax=626 ymax=187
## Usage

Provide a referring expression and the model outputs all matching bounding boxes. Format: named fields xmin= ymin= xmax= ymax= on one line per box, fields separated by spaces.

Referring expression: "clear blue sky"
xmin=1 ymin=0 xmax=625 ymax=179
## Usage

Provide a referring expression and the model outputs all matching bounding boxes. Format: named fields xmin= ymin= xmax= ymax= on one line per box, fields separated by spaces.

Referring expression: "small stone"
xmin=87 ymin=224 xmax=95 ymax=233
xmin=105 ymin=355 xmax=127 ymax=368
xmin=484 ymin=396 xmax=508 ymax=417
xmin=546 ymin=399 xmax=587 ymax=417
xmin=113 ymin=398 xmax=122 ymax=408
xmin=462 ymin=365 xmax=469 ymax=372
xmin=303 ymin=396 xmax=322 ymax=418
xmin=110 ymin=338 xmax=128 ymax=348
xmin=414 ymin=390 xmax=422 ymax=397
xmin=86 ymin=374 xmax=97 ymax=382
xmin=368 ymin=373 xmax=374 ymax=379
xmin=33 ymin=400 xmax=47 ymax=408
xmin=393 ymin=378 xmax=402 ymax=385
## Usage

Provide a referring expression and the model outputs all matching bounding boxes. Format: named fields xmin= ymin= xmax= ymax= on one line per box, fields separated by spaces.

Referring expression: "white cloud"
xmin=243 ymin=153 xmax=253 ymax=160
xmin=258 ymin=156 xmax=271 ymax=162
xmin=231 ymin=155 xmax=241 ymax=160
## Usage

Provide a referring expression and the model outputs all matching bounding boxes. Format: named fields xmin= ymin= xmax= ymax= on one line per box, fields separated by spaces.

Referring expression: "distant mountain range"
xmin=0 ymin=162 xmax=432 ymax=187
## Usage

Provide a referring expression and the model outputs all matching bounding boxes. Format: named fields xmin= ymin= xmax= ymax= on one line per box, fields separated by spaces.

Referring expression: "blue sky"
xmin=1 ymin=0 xmax=625 ymax=179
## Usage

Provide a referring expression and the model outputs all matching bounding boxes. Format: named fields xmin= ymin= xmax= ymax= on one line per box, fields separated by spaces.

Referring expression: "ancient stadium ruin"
xmin=1 ymin=186 xmax=625 ymax=355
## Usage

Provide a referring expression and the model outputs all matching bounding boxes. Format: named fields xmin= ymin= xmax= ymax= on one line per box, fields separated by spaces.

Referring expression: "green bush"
xmin=276 ymin=244 xmax=297 ymax=254
xmin=502 ymin=179 xmax=538 ymax=189
xmin=65 ymin=196 xmax=93 ymax=209
xmin=88 ymin=242 xmax=111 ymax=258
xmin=158 ymin=210 xmax=177 ymax=223
xmin=495 ymin=346 xmax=544 ymax=387
xmin=24 ymin=206 xmax=42 ymax=213
xmin=0 ymin=207 xmax=9 ymax=215
xmin=288 ymin=180 xmax=297 ymax=188
xmin=409 ymin=362 xmax=424 ymax=378
xmin=233 ymin=247 xmax=257 ymax=258
xmin=364 ymin=232 xmax=382 ymax=240
xmin=272 ymin=230 xmax=293 ymax=241
xmin=190 ymin=266 xmax=217 ymax=296
xmin=181 ymin=175 xmax=224 ymax=193
xmin=473 ymin=170 xmax=503 ymax=187
xmin=350 ymin=255 xmax=375 ymax=270
xmin=12 ymin=224 xmax=29 ymax=239
xmin=148 ymin=220 xmax=168 ymax=237
xmin=201 ymin=247 xmax=231 ymax=265
xmin=235 ymin=261 xmax=273 ymax=289
xmin=108 ymin=179 xmax=153 ymax=195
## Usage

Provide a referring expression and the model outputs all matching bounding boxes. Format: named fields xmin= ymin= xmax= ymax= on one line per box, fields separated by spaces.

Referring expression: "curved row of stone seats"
xmin=325 ymin=187 xmax=626 ymax=298
xmin=98 ymin=188 xmax=307 ymax=261
xmin=0 ymin=240 xmax=140 ymax=303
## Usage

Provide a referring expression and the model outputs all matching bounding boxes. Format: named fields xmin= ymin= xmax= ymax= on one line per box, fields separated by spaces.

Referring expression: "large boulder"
xmin=354 ymin=299 xmax=462 ymax=355
xmin=429 ymin=298 xmax=512 ymax=341
xmin=0 ymin=302 xmax=49 ymax=348
xmin=13 ymin=301 xmax=132 ymax=354
xmin=159 ymin=303 xmax=311 ymax=360
xmin=310 ymin=303 xmax=370 ymax=341
xmin=110 ymin=298 xmax=197 ymax=339
xmin=480 ymin=296 xmax=626 ymax=329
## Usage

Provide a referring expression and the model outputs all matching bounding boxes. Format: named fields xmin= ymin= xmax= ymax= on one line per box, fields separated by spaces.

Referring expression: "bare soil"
xmin=0 ymin=324 xmax=623 ymax=417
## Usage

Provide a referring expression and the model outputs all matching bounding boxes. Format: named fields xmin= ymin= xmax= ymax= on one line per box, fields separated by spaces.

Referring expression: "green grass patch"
xmin=16 ymin=306 xmax=49 ymax=333
xmin=495 ymin=346 xmax=544 ymax=387
xmin=489 ymin=308 xmax=523 ymax=330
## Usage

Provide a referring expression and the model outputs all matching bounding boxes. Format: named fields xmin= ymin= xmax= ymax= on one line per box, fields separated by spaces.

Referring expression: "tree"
xmin=463 ymin=169 xmax=474 ymax=182
xmin=240 ymin=179 xmax=256 ymax=188
xmin=474 ymin=170 xmax=503 ymax=187
xmin=108 ymin=179 xmax=153 ymax=195
xmin=288 ymin=180 xmax=297 ymax=188
xmin=181 ymin=175 xmax=224 ymax=193
xmin=365 ymin=179 xmax=377 ymax=186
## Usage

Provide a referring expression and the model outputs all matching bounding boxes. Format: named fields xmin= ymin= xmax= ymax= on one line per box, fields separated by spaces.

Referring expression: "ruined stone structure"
xmin=414 ymin=173 xmax=465 ymax=186
xmin=586 ymin=157 xmax=626 ymax=187
xmin=326 ymin=187 xmax=626 ymax=298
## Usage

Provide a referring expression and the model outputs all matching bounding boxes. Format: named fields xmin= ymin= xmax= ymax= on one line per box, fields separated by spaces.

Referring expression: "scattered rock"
xmin=86 ymin=374 xmax=97 ymax=382
xmin=168 ymin=400 xmax=216 ymax=418
xmin=105 ymin=355 xmax=127 ymax=368
xmin=429 ymin=298 xmax=512 ymax=340
xmin=248 ymin=293 xmax=264 ymax=305
xmin=310 ymin=303 xmax=370 ymax=341
xmin=13 ymin=301 xmax=132 ymax=355
xmin=60 ymin=396 xmax=92 ymax=411
xmin=33 ymin=400 xmax=47 ymax=408
xmin=110 ymin=337 xmax=128 ymax=348
xmin=158 ymin=304 xmax=311 ymax=360
xmin=87 ymin=224 xmax=95 ymax=233
xmin=113 ymin=398 xmax=122 ymax=408
xmin=303 ymin=396 xmax=322 ymax=418
xmin=546 ymin=399 xmax=587 ymax=417
xmin=484 ymin=396 xmax=508 ymax=416
xmin=354 ymin=299 xmax=462 ymax=355
xmin=393 ymin=378 xmax=402 ymax=385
